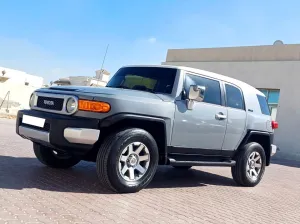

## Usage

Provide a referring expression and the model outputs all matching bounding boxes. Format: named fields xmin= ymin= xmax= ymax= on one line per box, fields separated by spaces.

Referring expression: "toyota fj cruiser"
xmin=16 ymin=65 xmax=278 ymax=193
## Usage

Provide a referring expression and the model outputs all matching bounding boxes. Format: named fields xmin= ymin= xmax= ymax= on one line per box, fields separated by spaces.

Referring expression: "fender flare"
xmin=100 ymin=113 xmax=170 ymax=164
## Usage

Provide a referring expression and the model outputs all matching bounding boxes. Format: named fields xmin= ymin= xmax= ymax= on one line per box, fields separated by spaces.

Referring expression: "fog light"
xmin=66 ymin=97 xmax=77 ymax=113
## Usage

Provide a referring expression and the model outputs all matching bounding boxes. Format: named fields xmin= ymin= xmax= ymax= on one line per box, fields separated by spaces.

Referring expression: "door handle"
xmin=215 ymin=113 xmax=227 ymax=120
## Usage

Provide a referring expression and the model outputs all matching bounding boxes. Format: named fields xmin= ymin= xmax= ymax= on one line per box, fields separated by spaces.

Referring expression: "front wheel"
xmin=96 ymin=128 xmax=159 ymax=193
xmin=33 ymin=143 xmax=81 ymax=169
xmin=231 ymin=142 xmax=266 ymax=187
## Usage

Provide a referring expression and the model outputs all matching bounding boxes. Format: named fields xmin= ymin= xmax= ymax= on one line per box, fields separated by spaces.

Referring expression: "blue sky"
xmin=0 ymin=0 xmax=299 ymax=83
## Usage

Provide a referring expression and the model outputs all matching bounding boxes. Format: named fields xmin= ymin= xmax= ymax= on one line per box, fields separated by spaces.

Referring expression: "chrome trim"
xmin=271 ymin=144 xmax=277 ymax=156
xmin=64 ymin=128 xmax=100 ymax=144
xmin=19 ymin=126 xmax=50 ymax=143
xmin=31 ymin=92 xmax=78 ymax=115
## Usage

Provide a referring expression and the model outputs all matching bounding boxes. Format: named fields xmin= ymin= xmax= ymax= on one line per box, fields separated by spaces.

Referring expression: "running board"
xmin=169 ymin=158 xmax=236 ymax=167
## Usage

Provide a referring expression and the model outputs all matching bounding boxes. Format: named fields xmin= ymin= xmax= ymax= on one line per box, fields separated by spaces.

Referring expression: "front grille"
xmin=37 ymin=96 xmax=64 ymax=111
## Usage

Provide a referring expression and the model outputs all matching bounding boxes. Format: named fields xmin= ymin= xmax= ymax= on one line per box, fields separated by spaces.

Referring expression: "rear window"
xmin=257 ymin=94 xmax=270 ymax=115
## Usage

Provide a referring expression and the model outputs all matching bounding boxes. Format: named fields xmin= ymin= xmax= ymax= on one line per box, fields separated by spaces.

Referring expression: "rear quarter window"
xmin=257 ymin=94 xmax=270 ymax=115
xmin=225 ymin=84 xmax=245 ymax=110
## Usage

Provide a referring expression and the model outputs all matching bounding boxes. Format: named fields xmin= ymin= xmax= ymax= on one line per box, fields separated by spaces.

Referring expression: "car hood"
xmin=46 ymin=86 xmax=172 ymax=101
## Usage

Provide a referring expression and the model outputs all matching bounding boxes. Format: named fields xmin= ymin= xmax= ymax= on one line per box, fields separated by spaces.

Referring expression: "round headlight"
xmin=66 ymin=97 xmax=77 ymax=113
xmin=29 ymin=93 xmax=35 ymax=108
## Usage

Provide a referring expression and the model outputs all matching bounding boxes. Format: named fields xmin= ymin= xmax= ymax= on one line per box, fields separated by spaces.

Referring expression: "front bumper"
xmin=16 ymin=110 xmax=101 ymax=155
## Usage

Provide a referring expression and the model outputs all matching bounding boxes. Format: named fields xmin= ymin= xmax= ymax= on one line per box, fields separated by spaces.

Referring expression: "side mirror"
xmin=188 ymin=85 xmax=206 ymax=101
xmin=186 ymin=85 xmax=206 ymax=110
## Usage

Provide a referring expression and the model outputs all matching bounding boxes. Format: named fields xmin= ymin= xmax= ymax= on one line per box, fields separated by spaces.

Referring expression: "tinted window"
xmin=184 ymin=74 xmax=221 ymax=105
xmin=106 ymin=67 xmax=177 ymax=94
xmin=225 ymin=84 xmax=244 ymax=110
xmin=257 ymin=94 xmax=270 ymax=115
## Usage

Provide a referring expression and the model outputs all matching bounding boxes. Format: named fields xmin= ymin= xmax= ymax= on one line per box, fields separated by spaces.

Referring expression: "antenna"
xmin=97 ymin=44 xmax=109 ymax=85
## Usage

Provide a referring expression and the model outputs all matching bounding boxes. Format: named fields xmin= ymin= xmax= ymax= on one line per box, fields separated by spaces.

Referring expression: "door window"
xmin=184 ymin=74 xmax=222 ymax=105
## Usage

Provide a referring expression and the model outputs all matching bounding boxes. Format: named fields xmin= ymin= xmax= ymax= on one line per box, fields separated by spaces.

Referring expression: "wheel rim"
xmin=246 ymin=151 xmax=262 ymax=181
xmin=118 ymin=142 xmax=150 ymax=181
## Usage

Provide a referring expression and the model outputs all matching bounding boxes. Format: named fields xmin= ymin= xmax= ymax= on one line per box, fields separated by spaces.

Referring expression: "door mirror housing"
xmin=186 ymin=85 xmax=206 ymax=110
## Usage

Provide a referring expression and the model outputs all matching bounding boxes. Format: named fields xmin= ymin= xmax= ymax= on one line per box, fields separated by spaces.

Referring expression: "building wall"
xmin=0 ymin=67 xmax=43 ymax=88
xmin=162 ymin=60 xmax=300 ymax=161
xmin=68 ymin=77 xmax=90 ymax=86
xmin=165 ymin=44 xmax=300 ymax=62
xmin=90 ymin=79 xmax=107 ymax=86
xmin=101 ymin=74 xmax=110 ymax=82
xmin=54 ymin=74 xmax=109 ymax=87
xmin=0 ymin=82 xmax=38 ymax=115
xmin=0 ymin=67 xmax=43 ymax=116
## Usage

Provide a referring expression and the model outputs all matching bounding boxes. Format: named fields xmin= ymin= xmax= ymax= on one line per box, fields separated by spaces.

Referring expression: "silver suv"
xmin=16 ymin=65 xmax=278 ymax=193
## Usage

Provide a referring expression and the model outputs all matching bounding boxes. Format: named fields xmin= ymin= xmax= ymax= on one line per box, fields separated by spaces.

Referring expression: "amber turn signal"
xmin=78 ymin=100 xmax=111 ymax=113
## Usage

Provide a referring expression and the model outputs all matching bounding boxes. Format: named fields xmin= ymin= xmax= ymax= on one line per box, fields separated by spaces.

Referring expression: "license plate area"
xmin=22 ymin=115 xmax=45 ymax=128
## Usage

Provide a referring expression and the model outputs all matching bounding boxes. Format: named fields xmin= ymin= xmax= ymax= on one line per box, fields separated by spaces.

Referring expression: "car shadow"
xmin=0 ymin=155 xmax=236 ymax=194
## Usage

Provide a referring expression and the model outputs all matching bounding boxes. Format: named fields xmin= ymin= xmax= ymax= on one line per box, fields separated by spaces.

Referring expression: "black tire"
xmin=33 ymin=143 xmax=81 ymax=169
xmin=231 ymin=142 xmax=266 ymax=187
xmin=96 ymin=128 xmax=159 ymax=193
xmin=172 ymin=166 xmax=192 ymax=170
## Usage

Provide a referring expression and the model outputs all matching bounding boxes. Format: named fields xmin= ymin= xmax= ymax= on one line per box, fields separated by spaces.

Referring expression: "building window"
xmin=257 ymin=89 xmax=280 ymax=120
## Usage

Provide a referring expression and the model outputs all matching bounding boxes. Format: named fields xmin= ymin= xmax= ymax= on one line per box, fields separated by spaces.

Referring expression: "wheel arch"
xmin=238 ymin=130 xmax=273 ymax=166
xmin=98 ymin=113 xmax=170 ymax=165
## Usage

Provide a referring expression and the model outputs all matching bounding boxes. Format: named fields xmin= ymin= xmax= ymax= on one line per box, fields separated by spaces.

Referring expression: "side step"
xmin=169 ymin=158 xmax=236 ymax=167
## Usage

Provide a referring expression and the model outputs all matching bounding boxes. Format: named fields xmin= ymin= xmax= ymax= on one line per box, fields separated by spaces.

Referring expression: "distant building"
xmin=0 ymin=67 xmax=44 ymax=115
xmin=0 ymin=67 xmax=43 ymax=87
xmin=53 ymin=69 xmax=110 ymax=87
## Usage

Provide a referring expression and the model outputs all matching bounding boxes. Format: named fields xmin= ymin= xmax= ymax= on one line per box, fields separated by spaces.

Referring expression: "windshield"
xmin=106 ymin=67 xmax=177 ymax=94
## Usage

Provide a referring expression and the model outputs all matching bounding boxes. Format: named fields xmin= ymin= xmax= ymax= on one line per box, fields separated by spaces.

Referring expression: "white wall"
xmin=0 ymin=67 xmax=43 ymax=88
xmin=101 ymin=74 xmax=110 ymax=82
xmin=69 ymin=77 xmax=90 ymax=86
xmin=0 ymin=67 xmax=43 ymax=115
xmin=163 ymin=61 xmax=300 ymax=161
xmin=0 ymin=82 xmax=37 ymax=115
xmin=90 ymin=79 xmax=107 ymax=86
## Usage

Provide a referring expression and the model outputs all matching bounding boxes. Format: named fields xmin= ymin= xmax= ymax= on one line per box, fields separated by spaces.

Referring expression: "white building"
xmin=0 ymin=67 xmax=44 ymax=115
xmin=0 ymin=67 xmax=43 ymax=87
xmin=53 ymin=69 xmax=110 ymax=87
xmin=162 ymin=41 xmax=300 ymax=161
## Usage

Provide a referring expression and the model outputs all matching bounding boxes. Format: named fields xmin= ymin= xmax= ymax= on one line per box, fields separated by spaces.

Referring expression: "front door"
xmin=170 ymin=73 xmax=228 ymax=153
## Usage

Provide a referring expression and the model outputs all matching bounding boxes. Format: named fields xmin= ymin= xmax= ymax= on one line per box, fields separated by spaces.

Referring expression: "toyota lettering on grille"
xmin=43 ymin=100 xmax=55 ymax=106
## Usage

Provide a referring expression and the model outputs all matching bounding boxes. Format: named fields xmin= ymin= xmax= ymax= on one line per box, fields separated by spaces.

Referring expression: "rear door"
xmin=222 ymin=82 xmax=247 ymax=151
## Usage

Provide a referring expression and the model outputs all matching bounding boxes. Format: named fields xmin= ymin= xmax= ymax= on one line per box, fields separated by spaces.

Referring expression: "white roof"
xmin=122 ymin=64 xmax=264 ymax=96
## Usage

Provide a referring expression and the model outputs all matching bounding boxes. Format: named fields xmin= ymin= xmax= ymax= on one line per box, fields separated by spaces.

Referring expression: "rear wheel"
xmin=96 ymin=128 xmax=159 ymax=193
xmin=33 ymin=143 xmax=80 ymax=169
xmin=231 ymin=142 xmax=266 ymax=187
